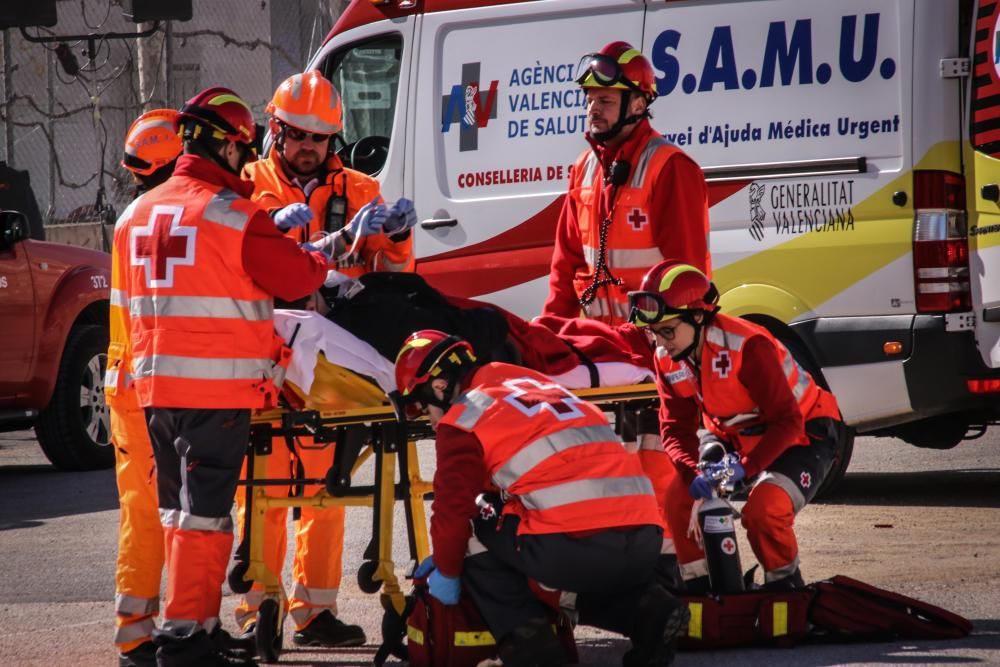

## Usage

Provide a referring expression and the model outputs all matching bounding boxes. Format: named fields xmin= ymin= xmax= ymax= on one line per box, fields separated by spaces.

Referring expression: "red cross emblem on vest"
xmin=130 ymin=205 xmax=196 ymax=289
xmin=627 ymin=207 xmax=648 ymax=231
xmin=502 ymin=377 xmax=584 ymax=422
xmin=712 ymin=350 xmax=732 ymax=379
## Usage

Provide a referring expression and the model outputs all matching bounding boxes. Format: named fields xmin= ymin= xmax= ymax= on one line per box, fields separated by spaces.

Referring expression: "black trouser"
xmin=145 ymin=408 xmax=250 ymax=520
xmin=462 ymin=512 xmax=662 ymax=641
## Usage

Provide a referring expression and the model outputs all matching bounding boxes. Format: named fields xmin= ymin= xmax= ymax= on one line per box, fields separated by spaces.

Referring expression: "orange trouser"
xmin=637 ymin=448 xmax=676 ymax=552
xmin=665 ymin=470 xmax=799 ymax=582
xmin=234 ymin=435 xmax=345 ymax=630
xmin=112 ymin=404 xmax=163 ymax=651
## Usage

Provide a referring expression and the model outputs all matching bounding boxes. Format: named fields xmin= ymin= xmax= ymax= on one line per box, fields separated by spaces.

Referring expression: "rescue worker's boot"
xmin=118 ymin=640 xmax=157 ymax=667
xmin=153 ymin=629 xmax=257 ymax=667
xmin=497 ymin=617 xmax=567 ymax=667
xmin=623 ymin=584 xmax=690 ymax=667
xmin=291 ymin=610 xmax=366 ymax=647
xmin=762 ymin=567 xmax=805 ymax=592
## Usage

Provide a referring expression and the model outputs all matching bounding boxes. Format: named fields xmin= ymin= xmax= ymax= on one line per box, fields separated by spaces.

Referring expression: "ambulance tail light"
xmin=912 ymin=171 xmax=970 ymax=313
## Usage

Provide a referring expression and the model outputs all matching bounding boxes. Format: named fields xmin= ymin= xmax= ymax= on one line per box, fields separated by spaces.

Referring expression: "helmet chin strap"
xmin=591 ymin=91 xmax=648 ymax=143
xmin=669 ymin=312 xmax=710 ymax=362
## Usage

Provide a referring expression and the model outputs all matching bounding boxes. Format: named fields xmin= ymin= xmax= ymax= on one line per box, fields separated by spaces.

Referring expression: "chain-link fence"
xmin=0 ymin=0 xmax=347 ymax=232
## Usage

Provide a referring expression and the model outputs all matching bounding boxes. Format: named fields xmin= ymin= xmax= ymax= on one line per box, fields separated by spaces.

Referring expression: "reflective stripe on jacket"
xmin=438 ymin=362 xmax=662 ymax=535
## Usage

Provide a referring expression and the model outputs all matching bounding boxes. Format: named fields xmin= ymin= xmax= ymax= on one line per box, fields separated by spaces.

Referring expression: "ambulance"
xmin=307 ymin=0 xmax=1000 ymax=468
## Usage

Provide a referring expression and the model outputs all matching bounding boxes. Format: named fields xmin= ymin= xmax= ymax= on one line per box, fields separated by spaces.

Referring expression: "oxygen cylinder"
xmin=698 ymin=496 xmax=745 ymax=594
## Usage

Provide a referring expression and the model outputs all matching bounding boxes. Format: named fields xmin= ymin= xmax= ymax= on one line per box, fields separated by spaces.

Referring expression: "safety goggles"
xmin=627 ymin=291 xmax=687 ymax=327
xmin=283 ymin=124 xmax=332 ymax=144
xmin=574 ymin=53 xmax=645 ymax=96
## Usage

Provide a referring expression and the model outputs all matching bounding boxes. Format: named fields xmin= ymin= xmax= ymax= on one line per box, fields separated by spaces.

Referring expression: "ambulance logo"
xmin=441 ymin=62 xmax=499 ymax=152
xmin=721 ymin=537 xmax=737 ymax=556
xmin=712 ymin=351 xmax=732 ymax=378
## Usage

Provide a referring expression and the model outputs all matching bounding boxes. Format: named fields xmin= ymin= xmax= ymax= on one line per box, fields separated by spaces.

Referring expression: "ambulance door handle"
xmin=420 ymin=217 xmax=458 ymax=230
xmin=981 ymin=183 xmax=1000 ymax=203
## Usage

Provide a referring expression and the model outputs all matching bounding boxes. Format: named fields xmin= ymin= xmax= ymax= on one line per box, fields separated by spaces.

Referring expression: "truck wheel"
xmin=35 ymin=324 xmax=113 ymax=471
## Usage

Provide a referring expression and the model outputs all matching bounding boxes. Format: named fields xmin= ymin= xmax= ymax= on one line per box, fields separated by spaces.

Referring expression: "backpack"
xmin=678 ymin=590 xmax=816 ymax=650
xmin=808 ymin=575 xmax=973 ymax=642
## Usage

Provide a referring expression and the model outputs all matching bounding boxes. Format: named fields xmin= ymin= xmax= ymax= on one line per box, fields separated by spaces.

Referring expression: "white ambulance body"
xmin=310 ymin=0 xmax=999 ymax=452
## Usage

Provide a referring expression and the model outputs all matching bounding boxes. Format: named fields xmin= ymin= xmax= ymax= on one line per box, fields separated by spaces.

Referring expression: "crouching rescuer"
xmin=395 ymin=330 xmax=690 ymax=667
xmin=627 ymin=260 xmax=846 ymax=592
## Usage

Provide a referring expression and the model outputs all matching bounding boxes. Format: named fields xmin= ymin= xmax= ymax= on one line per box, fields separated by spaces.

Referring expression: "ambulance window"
xmin=322 ymin=35 xmax=402 ymax=176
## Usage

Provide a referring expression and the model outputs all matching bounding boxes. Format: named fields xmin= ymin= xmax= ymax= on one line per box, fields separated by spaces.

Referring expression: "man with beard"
xmin=236 ymin=70 xmax=417 ymax=649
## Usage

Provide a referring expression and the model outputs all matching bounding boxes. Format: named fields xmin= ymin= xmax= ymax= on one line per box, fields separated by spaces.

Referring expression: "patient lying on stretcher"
xmin=273 ymin=271 xmax=656 ymax=410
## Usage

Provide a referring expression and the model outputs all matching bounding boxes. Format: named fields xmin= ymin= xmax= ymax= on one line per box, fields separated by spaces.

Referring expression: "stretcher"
xmin=226 ymin=315 xmax=661 ymax=664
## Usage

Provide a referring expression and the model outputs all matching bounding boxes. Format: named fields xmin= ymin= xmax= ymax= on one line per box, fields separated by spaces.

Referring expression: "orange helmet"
xmin=628 ymin=260 xmax=719 ymax=327
xmin=267 ymin=71 xmax=343 ymax=135
xmin=576 ymin=41 xmax=657 ymax=102
xmin=394 ymin=330 xmax=477 ymax=418
xmin=122 ymin=109 xmax=182 ymax=176
xmin=178 ymin=86 xmax=256 ymax=146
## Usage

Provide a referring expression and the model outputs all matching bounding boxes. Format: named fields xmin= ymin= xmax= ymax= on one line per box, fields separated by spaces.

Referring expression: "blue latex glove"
xmin=413 ymin=555 xmax=436 ymax=579
xmin=379 ymin=197 xmax=418 ymax=235
xmin=428 ymin=569 xmax=461 ymax=605
xmin=301 ymin=241 xmax=332 ymax=260
xmin=274 ymin=203 xmax=314 ymax=232
xmin=688 ymin=475 xmax=716 ymax=500
xmin=347 ymin=196 xmax=388 ymax=238
xmin=412 ymin=555 xmax=461 ymax=605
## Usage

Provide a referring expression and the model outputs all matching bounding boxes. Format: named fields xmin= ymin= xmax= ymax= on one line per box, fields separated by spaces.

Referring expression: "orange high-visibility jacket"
xmin=566 ymin=135 xmax=708 ymax=324
xmin=655 ymin=314 xmax=840 ymax=457
xmin=244 ymin=151 xmax=413 ymax=277
xmin=438 ymin=362 xmax=662 ymax=536
xmin=124 ymin=176 xmax=285 ymax=410
xmin=106 ymin=199 xmax=140 ymax=411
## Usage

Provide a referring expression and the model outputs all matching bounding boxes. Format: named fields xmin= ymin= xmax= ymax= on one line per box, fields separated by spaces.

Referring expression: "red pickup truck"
xmin=0 ymin=209 xmax=113 ymax=470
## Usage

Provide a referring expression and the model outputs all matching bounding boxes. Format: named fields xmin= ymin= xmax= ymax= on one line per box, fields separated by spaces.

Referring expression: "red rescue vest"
xmin=438 ymin=362 xmax=662 ymax=535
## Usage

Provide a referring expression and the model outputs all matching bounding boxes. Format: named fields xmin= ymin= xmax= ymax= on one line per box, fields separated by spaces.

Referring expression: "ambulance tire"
xmin=817 ymin=426 xmax=854 ymax=498
xmin=775 ymin=332 xmax=851 ymax=498
xmin=34 ymin=324 xmax=114 ymax=471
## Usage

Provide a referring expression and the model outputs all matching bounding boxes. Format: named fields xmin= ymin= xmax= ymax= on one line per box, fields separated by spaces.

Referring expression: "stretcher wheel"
xmin=357 ymin=560 xmax=383 ymax=594
xmin=255 ymin=598 xmax=284 ymax=663
xmin=228 ymin=561 xmax=253 ymax=595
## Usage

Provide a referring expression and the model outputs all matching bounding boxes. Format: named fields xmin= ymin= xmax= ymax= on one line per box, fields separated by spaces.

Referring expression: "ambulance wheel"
xmin=228 ymin=561 xmax=253 ymax=595
xmin=357 ymin=560 xmax=383 ymax=594
xmin=817 ymin=425 xmax=854 ymax=498
xmin=255 ymin=598 xmax=283 ymax=663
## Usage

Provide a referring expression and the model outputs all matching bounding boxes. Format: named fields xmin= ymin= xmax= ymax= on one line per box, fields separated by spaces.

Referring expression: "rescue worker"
xmin=543 ymin=40 xmax=709 ymax=325
xmin=113 ymin=86 xmax=328 ymax=666
xmin=543 ymin=41 xmax=711 ymax=592
xmin=109 ymin=108 xmax=182 ymax=667
xmin=627 ymin=260 xmax=846 ymax=592
xmin=396 ymin=330 xmax=690 ymax=667
xmin=234 ymin=70 xmax=416 ymax=648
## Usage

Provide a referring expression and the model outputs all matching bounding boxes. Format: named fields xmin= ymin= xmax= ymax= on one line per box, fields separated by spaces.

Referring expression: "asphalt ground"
xmin=0 ymin=427 xmax=998 ymax=666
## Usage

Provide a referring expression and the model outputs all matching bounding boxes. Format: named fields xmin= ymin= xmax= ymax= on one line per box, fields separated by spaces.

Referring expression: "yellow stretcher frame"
xmin=228 ymin=381 xmax=660 ymax=664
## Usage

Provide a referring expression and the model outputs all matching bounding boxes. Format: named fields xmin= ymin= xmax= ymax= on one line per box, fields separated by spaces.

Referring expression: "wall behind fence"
xmin=0 ymin=0 xmax=346 ymax=234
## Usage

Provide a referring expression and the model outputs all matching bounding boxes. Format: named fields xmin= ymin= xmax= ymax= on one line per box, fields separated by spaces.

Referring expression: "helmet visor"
xmin=627 ymin=291 xmax=685 ymax=327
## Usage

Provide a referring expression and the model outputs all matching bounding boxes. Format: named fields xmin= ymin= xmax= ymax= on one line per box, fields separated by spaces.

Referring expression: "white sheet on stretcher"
xmin=273 ymin=310 xmax=652 ymax=397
